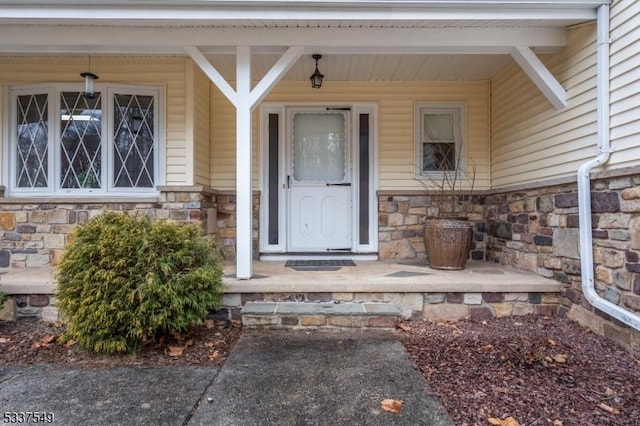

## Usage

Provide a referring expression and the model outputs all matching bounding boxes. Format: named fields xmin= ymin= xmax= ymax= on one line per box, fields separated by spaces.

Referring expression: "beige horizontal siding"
xmin=192 ymin=63 xmax=211 ymax=186
xmin=210 ymin=80 xmax=490 ymax=191
xmin=0 ymin=56 xmax=189 ymax=186
xmin=490 ymin=24 xmax=599 ymax=188
xmin=609 ymin=0 xmax=640 ymax=170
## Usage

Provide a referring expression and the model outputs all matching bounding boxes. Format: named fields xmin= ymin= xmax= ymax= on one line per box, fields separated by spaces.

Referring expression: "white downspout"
xmin=577 ymin=4 xmax=640 ymax=331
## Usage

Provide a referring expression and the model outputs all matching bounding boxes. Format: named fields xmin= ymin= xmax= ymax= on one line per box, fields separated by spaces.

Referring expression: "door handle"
xmin=326 ymin=183 xmax=352 ymax=186
xmin=287 ymin=175 xmax=290 ymax=189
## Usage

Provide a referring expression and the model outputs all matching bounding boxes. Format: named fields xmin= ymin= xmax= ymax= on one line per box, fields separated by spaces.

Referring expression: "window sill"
xmin=0 ymin=195 xmax=161 ymax=204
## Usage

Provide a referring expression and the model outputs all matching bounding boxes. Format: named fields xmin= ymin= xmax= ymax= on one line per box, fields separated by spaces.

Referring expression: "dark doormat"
xmin=285 ymin=259 xmax=356 ymax=267
xmin=289 ymin=266 xmax=343 ymax=272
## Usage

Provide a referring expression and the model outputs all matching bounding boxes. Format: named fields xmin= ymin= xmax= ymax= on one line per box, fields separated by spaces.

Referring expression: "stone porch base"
xmin=2 ymin=262 xmax=638 ymax=355
xmin=241 ymin=301 xmax=400 ymax=330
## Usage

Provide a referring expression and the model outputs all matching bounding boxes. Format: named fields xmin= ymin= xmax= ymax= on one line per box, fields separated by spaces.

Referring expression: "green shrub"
xmin=56 ymin=212 xmax=224 ymax=354
xmin=0 ymin=291 xmax=7 ymax=311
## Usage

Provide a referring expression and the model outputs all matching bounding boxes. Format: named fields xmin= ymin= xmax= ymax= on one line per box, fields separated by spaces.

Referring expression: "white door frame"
xmin=259 ymin=102 xmax=378 ymax=256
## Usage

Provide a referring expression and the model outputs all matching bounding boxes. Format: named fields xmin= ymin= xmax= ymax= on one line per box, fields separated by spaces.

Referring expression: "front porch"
xmin=1 ymin=260 xmax=564 ymax=323
xmin=219 ymin=260 xmax=564 ymax=324
xmin=223 ymin=260 xmax=561 ymax=294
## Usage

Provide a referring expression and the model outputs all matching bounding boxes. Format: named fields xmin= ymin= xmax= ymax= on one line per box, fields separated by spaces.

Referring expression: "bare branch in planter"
xmin=416 ymin=142 xmax=476 ymax=219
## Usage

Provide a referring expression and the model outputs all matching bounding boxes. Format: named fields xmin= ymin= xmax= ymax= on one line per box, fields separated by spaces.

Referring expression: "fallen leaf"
xmin=171 ymin=331 xmax=184 ymax=341
xmin=513 ymin=322 xmax=523 ymax=326
xmin=604 ymin=388 xmax=616 ymax=397
xmin=208 ymin=350 xmax=220 ymax=361
xmin=41 ymin=335 xmax=55 ymax=344
xmin=380 ymin=399 xmax=403 ymax=414
xmin=598 ymin=403 xmax=620 ymax=415
xmin=0 ymin=337 xmax=10 ymax=343
xmin=552 ymin=420 xmax=563 ymax=426
xmin=167 ymin=346 xmax=185 ymax=357
xmin=185 ymin=339 xmax=194 ymax=347
xmin=481 ymin=344 xmax=494 ymax=351
xmin=230 ymin=320 xmax=242 ymax=328
xmin=65 ymin=339 xmax=77 ymax=348
xmin=31 ymin=335 xmax=56 ymax=350
xmin=205 ymin=342 xmax=215 ymax=348
xmin=553 ymin=354 xmax=567 ymax=364
xmin=488 ymin=416 xmax=520 ymax=426
xmin=397 ymin=323 xmax=411 ymax=332
xmin=548 ymin=338 xmax=556 ymax=346
xmin=204 ymin=319 xmax=215 ymax=329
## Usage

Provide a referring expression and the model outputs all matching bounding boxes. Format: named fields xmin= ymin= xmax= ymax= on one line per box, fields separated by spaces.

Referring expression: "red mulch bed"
xmin=2 ymin=314 xmax=639 ymax=425
xmin=0 ymin=318 xmax=242 ymax=367
xmin=400 ymin=315 xmax=640 ymax=426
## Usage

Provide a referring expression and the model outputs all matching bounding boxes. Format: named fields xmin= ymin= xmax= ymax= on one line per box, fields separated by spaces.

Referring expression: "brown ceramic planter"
xmin=424 ymin=219 xmax=473 ymax=270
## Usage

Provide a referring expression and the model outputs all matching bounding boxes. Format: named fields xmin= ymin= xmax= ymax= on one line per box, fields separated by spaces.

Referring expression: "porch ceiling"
xmin=205 ymin=52 xmax=514 ymax=81
xmin=0 ymin=0 xmax=604 ymax=56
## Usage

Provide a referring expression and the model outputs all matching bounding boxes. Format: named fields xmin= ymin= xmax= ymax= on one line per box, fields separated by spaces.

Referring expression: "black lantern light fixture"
xmin=80 ymin=56 xmax=99 ymax=99
xmin=309 ymin=54 xmax=324 ymax=89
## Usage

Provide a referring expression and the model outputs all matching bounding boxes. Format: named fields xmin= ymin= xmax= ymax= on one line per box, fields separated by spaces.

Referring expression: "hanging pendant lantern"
xmin=309 ymin=54 xmax=324 ymax=89
xmin=80 ymin=72 xmax=99 ymax=99
xmin=80 ymin=56 xmax=98 ymax=99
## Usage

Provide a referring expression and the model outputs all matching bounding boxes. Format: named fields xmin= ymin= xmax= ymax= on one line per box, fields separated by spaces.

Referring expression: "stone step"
xmin=241 ymin=301 xmax=400 ymax=330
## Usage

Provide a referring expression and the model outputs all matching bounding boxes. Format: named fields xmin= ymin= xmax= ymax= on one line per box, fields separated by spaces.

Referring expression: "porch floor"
xmin=223 ymin=260 xmax=563 ymax=294
xmin=0 ymin=260 xmax=563 ymax=297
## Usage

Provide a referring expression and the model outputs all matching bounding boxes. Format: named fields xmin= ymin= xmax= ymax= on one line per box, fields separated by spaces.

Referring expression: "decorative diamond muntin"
xmin=113 ymin=94 xmax=154 ymax=188
xmin=60 ymin=92 xmax=102 ymax=189
xmin=16 ymin=94 xmax=49 ymax=188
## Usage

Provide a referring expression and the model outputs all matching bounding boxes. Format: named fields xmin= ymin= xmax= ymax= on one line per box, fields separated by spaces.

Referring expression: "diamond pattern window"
xmin=8 ymin=85 xmax=161 ymax=196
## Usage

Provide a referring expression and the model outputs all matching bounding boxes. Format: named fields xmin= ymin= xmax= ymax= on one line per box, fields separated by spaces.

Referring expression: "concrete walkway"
xmin=0 ymin=331 xmax=453 ymax=426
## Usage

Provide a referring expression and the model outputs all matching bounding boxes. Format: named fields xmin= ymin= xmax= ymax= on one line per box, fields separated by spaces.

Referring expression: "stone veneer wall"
xmin=0 ymin=187 xmax=262 ymax=320
xmin=376 ymin=170 xmax=640 ymax=353
xmin=377 ymin=194 xmax=486 ymax=261
xmin=0 ymin=186 xmax=217 ymax=271
xmin=214 ymin=192 xmax=261 ymax=261
xmin=217 ymin=291 xmax=562 ymax=324
xmin=481 ymin=174 xmax=640 ymax=353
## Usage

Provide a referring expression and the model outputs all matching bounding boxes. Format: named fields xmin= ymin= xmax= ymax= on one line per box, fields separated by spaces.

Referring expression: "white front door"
xmin=287 ymin=108 xmax=352 ymax=252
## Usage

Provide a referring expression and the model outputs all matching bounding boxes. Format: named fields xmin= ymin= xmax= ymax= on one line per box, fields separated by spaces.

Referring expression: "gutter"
xmin=577 ymin=4 xmax=640 ymax=331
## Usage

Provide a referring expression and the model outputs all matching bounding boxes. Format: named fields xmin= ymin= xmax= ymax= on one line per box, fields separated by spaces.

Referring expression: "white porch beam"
xmin=0 ymin=26 xmax=568 ymax=52
xmin=185 ymin=46 xmax=238 ymax=107
xmin=236 ymin=46 xmax=253 ymax=280
xmin=249 ymin=46 xmax=304 ymax=107
xmin=510 ymin=46 xmax=567 ymax=110
xmin=0 ymin=4 xmax=598 ymax=22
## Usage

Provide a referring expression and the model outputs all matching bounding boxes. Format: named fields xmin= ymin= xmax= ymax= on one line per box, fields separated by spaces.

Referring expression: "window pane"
xmin=268 ymin=113 xmax=279 ymax=245
xmin=423 ymin=113 xmax=454 ymax=141
xmin=359 ymin=113 xmax=370 ymax=245
xmin=113 ymin=94 xmax=155 ymax=188
xmin=60 ymin=92 xmax=102 ymax=189
xmin=423 ymin=143 xmax=455 ymax=172
xmin=16 ymin=94 xmax=49 ymax=188
xmin=292 ymin=112 xmax=345 ymax=182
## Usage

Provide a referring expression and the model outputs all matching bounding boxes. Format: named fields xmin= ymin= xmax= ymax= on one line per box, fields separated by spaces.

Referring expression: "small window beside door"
xmin=416 ymin=104 xmax=464 ymax=176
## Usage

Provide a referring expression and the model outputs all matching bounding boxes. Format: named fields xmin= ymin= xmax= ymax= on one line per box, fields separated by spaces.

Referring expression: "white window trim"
xmin=3 ymin=83 xmax=164 ymax=197
xmin=414 ymin=102 xmax=466 ymax=180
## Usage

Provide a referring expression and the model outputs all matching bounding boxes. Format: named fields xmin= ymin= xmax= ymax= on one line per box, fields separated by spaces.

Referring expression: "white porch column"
xmin=186 ymin=45 xmax=303 ymax=279
xmin=236 ymin=46 xmax=253 ymax=279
